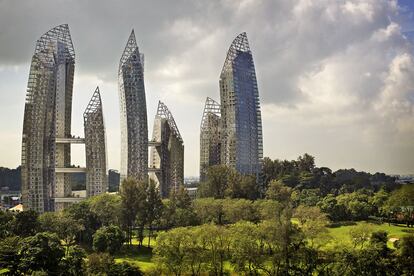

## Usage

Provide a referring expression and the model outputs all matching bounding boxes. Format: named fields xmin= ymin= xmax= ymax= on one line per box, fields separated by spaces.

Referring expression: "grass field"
xmin=114 ymin=222 xmax=414 ymax=272
xmin=326 ymin=221 xmax=413 ymax=249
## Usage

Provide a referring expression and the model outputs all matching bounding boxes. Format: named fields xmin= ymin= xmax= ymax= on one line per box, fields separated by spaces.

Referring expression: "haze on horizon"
xmin=0 ymin=0 xmax=413 ymax=177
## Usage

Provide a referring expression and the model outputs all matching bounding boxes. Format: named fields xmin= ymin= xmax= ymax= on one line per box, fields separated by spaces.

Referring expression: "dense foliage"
xmin=0 ymin=155 xmax=413 ymax=275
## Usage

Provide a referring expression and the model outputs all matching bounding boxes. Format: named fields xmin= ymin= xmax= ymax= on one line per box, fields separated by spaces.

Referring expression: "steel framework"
xmin=21 ymin=24 xmax=75 ymax=212
xmin=149 ymin=101 xmax=184 ymax=197
xmin=199 ymin=97 xmax=221 ymax=181
xmin=219 ymin=32 xmax=263 ymax=177
xmin=84 ymin=87 xmax=108 ymax=196
xmin=118 ymin=30 xmax=148 ymax=182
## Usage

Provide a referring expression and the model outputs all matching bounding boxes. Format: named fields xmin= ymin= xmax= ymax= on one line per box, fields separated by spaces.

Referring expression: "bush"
xmin=109 ymin=262 xmax=143 ymax=276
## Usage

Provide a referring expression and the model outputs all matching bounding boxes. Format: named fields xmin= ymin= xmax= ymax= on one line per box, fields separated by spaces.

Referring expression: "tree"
xmin=193 ymin=198 xmax=224 ymax=224
xmin=397 ymin=234 xmax=414 ymax=274
xmin=369 ymin=189 xmax=389 ymax=216
xmin=0 ymin=236 xmax=20 ymax=274
xmin=11 ymin=210 xmax=39 ymax=237
xmin=135 ymin=180 xmax=150 ymax=247
xmin=229 ymin=221 xmax=265 ymax=274
xmin=0 ymin=210 xmax=14 ymax=238
xmin=93 ymin=225 xmax=125 ymax=254
xmin=222 ymin=198 xmax=259 ymax=224
xmin=349 ymin=223 xmax=373 ymax=249
xmin=336 ymin=191 xmax=374 ymax=220
xmin=266 ymin=179 xmax=292 ymax=203
xmin=254 ymin=199 xmax=283 ymax=221
xmin=297 ymin=153 xmax=315 ymax=172
xmin=198 ymin=224 xmax=231 ymax=275
xmin=164 ymin=186 xmax=198 ymax=228
xmin=61 ymin=245 xmax=86 ymax=276
xmin=18 ymin=232 xmax=65 ymax=275
xmin=317 ymin=194 xmax=347 ymax=221
xmin=294 ymin=205 xmax=331 ymax=248
xmin=39 ymin=212 xmax=84 ymax=252
xmin=146 ymin=180 xmax=164 ymax=247
xmin=64 ymin=200 xmax=100 ymax=246
xmin=197 ymin=165 xmax=230 ymax=199
xmin=120 ymin=178 xmax=141 ymax=245
xmin=259 ymin=211 xmax=311 ymax=275
xmin=154 ymin=227 xmax=191 ymax=276
xmin=386 ymin=184 xmax=414 ymax=227
xmin=225 ymin=171 xmax=258 ymax=200
xmin=86 ymin=253 xmax=115 ymax=275
xmin=88 ymin=193 xmax=122 ymax=227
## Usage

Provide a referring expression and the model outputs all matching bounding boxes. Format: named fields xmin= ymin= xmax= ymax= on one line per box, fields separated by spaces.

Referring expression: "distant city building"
xmin=21 ymin=24 xmax=77 ymax=212
xmin=149 ymin=101 xmax=184 ymax=197
xmin=219 ymin=32 xmax=263 ymax=177
xmin=84 ymin=87 xmax=108 ymax=196
xmin=118 ymin=30 xmax=148 ymax=183
xmin=199 ymin=97 xmax=221 ymax=182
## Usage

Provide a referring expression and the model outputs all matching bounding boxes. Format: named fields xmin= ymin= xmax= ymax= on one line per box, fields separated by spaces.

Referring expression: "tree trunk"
xmin=148 ymin=225 xmax=152 ymax=248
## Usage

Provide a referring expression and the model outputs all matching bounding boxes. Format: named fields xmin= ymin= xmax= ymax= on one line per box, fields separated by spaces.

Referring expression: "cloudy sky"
xmin=0 ymin=0 xmax=413 ymax=176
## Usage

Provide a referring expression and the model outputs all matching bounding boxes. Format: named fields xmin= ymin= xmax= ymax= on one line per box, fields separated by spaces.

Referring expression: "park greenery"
xmin=0 ymin=154 xmax=413 ymax=275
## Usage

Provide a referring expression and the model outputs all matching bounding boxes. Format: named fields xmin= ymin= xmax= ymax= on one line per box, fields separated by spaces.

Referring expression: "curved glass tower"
xmin=118 ymin=30 xmax=148 ymax=182
xmin=84 ymin=87 xmax=108 ymax=196
xmin=219 ymin=32 xmax=263 ymax=177
xmin=21 ymin=24 xmax=75 ymax=212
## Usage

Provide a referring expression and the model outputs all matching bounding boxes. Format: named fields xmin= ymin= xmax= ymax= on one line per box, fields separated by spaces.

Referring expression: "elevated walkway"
xmin=54 ymin=197 xmax=85 ymax=203
xmin=55 ymin=167 xmax=87 ymax=173
xmin=56 ymin=137 xmax=85 ymax=144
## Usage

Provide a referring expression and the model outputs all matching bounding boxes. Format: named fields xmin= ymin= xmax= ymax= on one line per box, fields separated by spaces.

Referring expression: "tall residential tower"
xmin=84 ymin=87 xmax=108 ymax=197
xmin=118 ymin=30 xmax=148 ymax=182
xmin=21 ymin=24 xmax=76 ymax=212
xmin=219 ymin=32 xmax=263 ymax=177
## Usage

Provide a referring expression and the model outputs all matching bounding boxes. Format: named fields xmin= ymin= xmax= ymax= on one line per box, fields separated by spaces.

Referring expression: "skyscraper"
xmin=118 ymin=30 xmax=148 ymax=182
xmin=219 ymin=32 xmax=263 ymax=177
xmin=149 ymin=101 xmax=184 ymax=197
xmin=84 ymin=87 xmax=108 ymax=196
xmin=21 ymin=24 xmax=76 ymax=212
xmin=199 ymin=97 xmax=221 ymax=182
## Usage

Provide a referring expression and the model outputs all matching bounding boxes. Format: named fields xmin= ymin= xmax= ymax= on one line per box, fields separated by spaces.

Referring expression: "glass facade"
xmin=219 ymin=32 xmax=263 ymax=177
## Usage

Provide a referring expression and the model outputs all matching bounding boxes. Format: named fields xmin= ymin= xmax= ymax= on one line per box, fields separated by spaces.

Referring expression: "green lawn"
xmin=326 ymin=221 xmax=413 ymax=249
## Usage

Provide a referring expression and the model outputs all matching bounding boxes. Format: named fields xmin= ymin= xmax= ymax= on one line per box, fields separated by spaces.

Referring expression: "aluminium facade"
xmin=118 ymin=30 xmax=148 ymax=182
xmin=219 ymin=32 xmax=263 ymax=177
xmin=21 ymin=24 xmax=76 ymax=212
xmin=84 ymin=87 xmax=108 ymax=197
xmin=199 ymin=97 xmax=221 ymax=182
xmin=149 ymin=101 xmax=184 ymax=198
